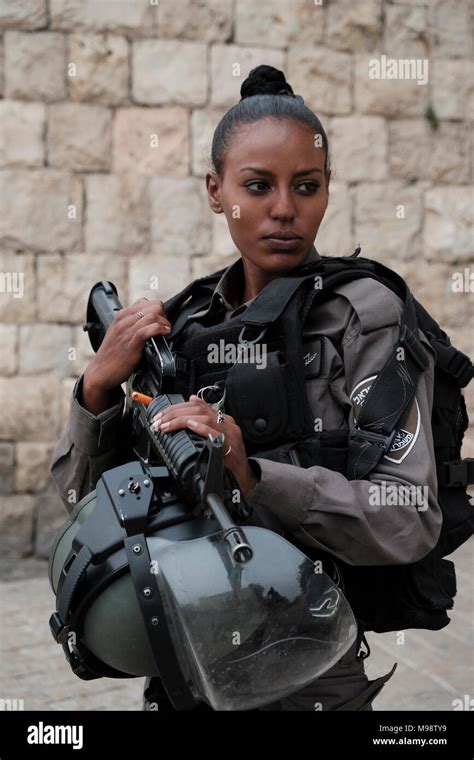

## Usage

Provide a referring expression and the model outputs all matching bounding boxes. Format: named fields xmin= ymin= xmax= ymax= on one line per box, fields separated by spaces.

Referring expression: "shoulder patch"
xmin=350 ymin=375 xmax=420 ymax=464
xmin=333 ymin=278 xmax=403 ymax=333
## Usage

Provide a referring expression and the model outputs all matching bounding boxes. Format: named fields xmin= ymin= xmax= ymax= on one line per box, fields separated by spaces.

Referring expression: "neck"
xmin=241 ymin=244 xmax=316 ymax=302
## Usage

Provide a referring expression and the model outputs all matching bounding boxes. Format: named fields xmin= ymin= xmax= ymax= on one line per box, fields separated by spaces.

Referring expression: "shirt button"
xmin=254 ymin=418 xmax=267 ymax=432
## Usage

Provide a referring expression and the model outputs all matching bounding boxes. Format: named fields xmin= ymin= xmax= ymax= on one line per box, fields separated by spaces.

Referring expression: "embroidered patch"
xmin=302 ymin=337 xmax=324 ymax=379
xmin=350 ymin=375 xmax=421 ymax=463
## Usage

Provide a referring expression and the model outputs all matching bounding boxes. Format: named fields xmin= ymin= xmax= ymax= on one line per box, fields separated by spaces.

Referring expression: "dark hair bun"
xmin=240 ymin=65 xmax=297 ymax=100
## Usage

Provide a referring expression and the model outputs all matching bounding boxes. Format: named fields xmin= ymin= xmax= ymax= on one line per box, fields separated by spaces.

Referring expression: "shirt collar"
xmin=191 ymin=243 xmax=321 ymax=320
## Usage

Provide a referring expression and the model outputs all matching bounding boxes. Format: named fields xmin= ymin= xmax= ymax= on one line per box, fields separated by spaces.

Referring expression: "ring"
xmin=217 ymin=410 xmax=225 ymax=424
xmin=224 ymin=445 xmax=232 ymax=457
xmin=136 ymin=310 xmax=145 ymax=320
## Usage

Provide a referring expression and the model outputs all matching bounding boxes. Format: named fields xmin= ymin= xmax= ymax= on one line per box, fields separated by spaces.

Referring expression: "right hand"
xmin=84 ymin=296 xmax=172 ymax=393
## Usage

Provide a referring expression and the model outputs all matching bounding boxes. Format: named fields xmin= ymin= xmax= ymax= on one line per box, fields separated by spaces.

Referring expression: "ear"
xmin=325 ymin=170 xmax=331 ymax=194
xmin=206 ymin=171 xmax=223 ymax=213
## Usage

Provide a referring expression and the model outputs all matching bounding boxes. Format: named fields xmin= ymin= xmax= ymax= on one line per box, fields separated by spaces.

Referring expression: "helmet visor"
xmin=151 ymin=526 xmax=357 ymax=711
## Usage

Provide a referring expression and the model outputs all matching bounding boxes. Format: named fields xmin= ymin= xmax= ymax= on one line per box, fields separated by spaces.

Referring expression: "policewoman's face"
xmin=206 ymin=117 xmax=330 ymax=276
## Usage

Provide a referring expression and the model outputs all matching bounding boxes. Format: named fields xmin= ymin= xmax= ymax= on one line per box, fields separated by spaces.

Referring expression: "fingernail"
xmin=188 ymin=419 xmax=198 ymax=428
xmin=160 ymin=421 xmax=170 ymax=429
xmin=164 ymin=326 xmax=171 ymax=332
xmin=153 ymin=413 xmax=163 ymax=422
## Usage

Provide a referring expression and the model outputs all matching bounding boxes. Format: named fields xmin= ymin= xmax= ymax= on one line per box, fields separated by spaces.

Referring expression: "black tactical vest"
xmin=161 ymin=258 xmax=349 ymax=476
xmin=158 ymin=252 xmax=474 ymax=634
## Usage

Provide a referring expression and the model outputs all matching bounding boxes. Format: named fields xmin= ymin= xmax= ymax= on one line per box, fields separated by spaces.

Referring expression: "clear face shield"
xmin=145 ymin=527 xmax=357 ymax=711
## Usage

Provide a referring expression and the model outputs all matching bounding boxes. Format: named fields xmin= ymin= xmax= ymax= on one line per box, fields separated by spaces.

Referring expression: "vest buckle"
xmin=238 ymin=326 xmax=267 ymax=345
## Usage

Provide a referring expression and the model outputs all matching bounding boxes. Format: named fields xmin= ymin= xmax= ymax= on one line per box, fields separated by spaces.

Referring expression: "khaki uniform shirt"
xmin=50 ymin=246 xmax=442 ymax=566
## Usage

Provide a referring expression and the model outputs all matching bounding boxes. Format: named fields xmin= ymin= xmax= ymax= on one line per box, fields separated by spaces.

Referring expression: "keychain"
xmin=196 ymin=384 xmax=227 ymax=416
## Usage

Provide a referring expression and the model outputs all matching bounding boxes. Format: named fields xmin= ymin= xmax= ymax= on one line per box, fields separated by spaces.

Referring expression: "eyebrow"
xmin=239 ymin=166 xmax=323 ymax=177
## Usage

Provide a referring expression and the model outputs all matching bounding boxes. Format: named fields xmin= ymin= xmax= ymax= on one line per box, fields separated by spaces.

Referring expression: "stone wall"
xmin=0 ymin=0 xmax=473 ymax=560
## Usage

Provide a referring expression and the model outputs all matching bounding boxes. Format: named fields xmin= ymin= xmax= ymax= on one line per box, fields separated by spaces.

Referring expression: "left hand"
xmin=151 ymin=394 xmax=259 ymax=497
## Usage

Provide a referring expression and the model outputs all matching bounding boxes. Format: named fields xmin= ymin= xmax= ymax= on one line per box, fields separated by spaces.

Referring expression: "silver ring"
xmin=224 ymin=445 xmax=232 ymax=457
xmin=217 ymin=410 xmax=225 ymax=424
xmin=136 ymin=310 xmax=145 ymax=320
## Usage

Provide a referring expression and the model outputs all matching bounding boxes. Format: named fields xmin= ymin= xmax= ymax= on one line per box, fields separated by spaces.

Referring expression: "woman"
xmin=50 ymin=65 xmax=442 ymax=711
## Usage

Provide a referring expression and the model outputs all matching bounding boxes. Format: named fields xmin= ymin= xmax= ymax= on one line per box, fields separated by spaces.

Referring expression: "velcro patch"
xmin=350 ymin=375 xmax=420 ymax=463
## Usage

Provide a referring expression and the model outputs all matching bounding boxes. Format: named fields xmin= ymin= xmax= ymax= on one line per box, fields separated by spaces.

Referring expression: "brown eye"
xmin=245 ymin=181 xmax=268 ymax=193
xmin=298 ymin=182 xmax=320 ymax=193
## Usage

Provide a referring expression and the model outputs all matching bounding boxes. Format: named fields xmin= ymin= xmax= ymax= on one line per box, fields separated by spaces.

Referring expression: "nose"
xmin=270 ymin=188 xmax=297 ymax=222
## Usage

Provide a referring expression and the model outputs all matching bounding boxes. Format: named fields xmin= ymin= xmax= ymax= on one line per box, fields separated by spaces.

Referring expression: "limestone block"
xmin=429 ymin=0 xmax=473 ymax=59
xmin=18 ymin=324 xmax=74 ymax=376
xmin=0 ymin=494 xmax=35 ymax=557
xmin=288 ymin=47 xmax=352 ymax=115
xmin=37 ymin=252 xmax=127 ymax=323
xmin=354 ymin=55 xmax=429 ymax=117
xmin=0 ymin=0 xmax=47 ymax=30
xmin=14 ymin=442 xmax=55 ymax=492
xmin=158 ymin=0 xmax=232 ymax=43
xmin=326 ymin=0 xmax=382 ymax=52
xmin=50 ymin=0 xmax=156 ymax=36
xmin=85 ymin=173 xmax=150 ymax=255
xmin=129 ymin=254 xmax=191 ymax=304
xmin=0 ymin=442 xmax=14 ymax=493
xmin=395 ymin=260 xmax=473 ymax=329
xmin=424 ymin=187 xmax=474 ymax=262
xmin=432 ymin=60 xmax=474 ymax=121
xmin=235 ymin=0 xmax=324 ymax=47
xmin=191 ymin=107 xmax=228 ymax=177
xmin=0 ymin=251 xmax=35 ymax=323
xmin=211 ymin=44 xmax=285 ymax=108
xmin=0 ymin=170 xmax=83 ymax=252
xmin=383 ymin=4 xmax=429 ymax=58
xmin=113 ymin=107 xmax=189 ymax=176
xmin=0 ymin=375 xmax=62 ymax=441
xmin=4 ymin=31 xmax=66 ymax=101
xmin=48 ymin=103 xmax=112 ymax=171
xmin=68 ymin=33 xmax=129 ymax=105
xmin=0 ymin=324 xmax=16 ymax=374
xmin=354 ymin=181 xmax=424 ymax=262
xmin=389 ymin=120 xmax=471 ymax=184
xmin=150 ymin=176 xmax=211 ymax=257
xmin=329 ymin=116 xmax=388 ymax=182
xmin=132 ymin=40 xmax=207 ymax=107
xmin=0 ymin=100 xmax=45 ymax=168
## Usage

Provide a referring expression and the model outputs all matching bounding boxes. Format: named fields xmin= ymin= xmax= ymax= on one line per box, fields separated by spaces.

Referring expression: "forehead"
xmin=225 ymin=117 xmax=324 ymax=169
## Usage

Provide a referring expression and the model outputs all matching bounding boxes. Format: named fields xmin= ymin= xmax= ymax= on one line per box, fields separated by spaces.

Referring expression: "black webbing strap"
xmin=437 ymin=458 xmax=474 ymax=487
xmin=430 ymin=338 xmax=474 ymax=388
xmin=347 ymin=288 xmax=430 ymax=480
xmin=124 ymin=535 xmax=196 ymax=710
xmin=55 ymin=546 xmax=93 ymax=627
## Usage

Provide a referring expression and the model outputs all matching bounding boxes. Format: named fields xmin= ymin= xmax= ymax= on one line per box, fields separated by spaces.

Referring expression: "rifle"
xmin=83 ymin=279 xmax=253 ymax=563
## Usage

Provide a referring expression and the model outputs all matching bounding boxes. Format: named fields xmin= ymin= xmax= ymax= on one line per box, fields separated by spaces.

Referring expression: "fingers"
xmin=118 ymin=302 xmax=172 ymax=344
xmin=130 ymin=318 xmax=172 ymax=348
xmin=119 ymin=297 xmax=168 ymax=325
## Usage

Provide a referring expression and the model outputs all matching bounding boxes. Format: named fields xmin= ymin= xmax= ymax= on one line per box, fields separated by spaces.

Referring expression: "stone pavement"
xmin=0 ymin=541 xmax=472 ymax=712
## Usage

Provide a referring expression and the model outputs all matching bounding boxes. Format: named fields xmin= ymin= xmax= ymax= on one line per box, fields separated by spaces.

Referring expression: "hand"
xmin=84 ymin=296 xmax=172 ymax=394
xmin=151 ymin=395 xmax=259 ymax=497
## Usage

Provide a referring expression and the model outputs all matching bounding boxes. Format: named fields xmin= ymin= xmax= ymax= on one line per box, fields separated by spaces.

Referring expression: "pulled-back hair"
xmin=211 ymin=64 xmax=331 ymax=177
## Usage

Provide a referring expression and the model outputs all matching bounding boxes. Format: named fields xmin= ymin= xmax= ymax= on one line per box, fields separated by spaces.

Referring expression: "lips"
xmin=263 ymin=231 xmax=303 ymax=240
